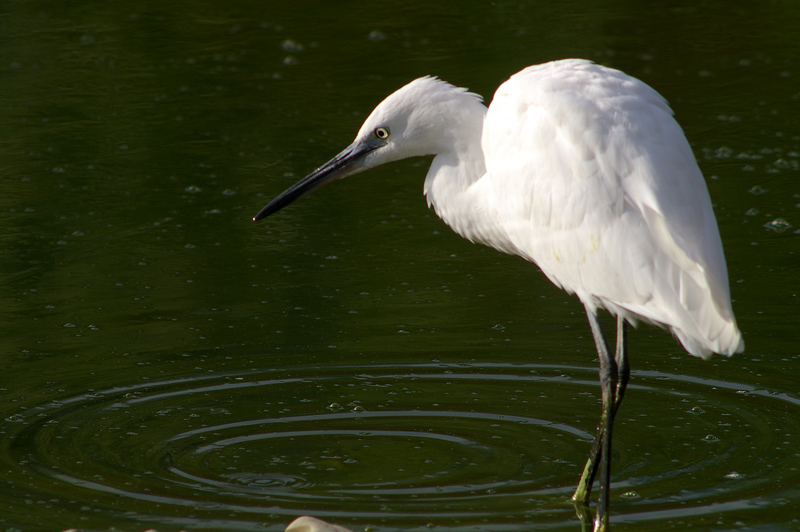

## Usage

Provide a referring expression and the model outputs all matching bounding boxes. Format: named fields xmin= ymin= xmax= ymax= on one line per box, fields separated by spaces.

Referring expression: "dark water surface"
xmin=1 ymin=1 xmax=799 ymax=531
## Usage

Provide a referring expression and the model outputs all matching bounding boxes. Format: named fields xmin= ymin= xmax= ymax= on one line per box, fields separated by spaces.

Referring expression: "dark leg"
xmin=615 ymin=315 xmax=630 ymax=404
xmin=571 ymin=308 xmax=623 ymax=532
xmin=573 ymin=315 xmax=630 ymax=504
xmin=572 ymin=424 xmax=603 ymax=505
xmin=590 ymin=310 xmax=617 ymax=532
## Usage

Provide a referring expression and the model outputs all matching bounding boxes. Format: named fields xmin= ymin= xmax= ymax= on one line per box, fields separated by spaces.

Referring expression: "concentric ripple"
xmin=4 ymin=362 xmax=800 ymax=531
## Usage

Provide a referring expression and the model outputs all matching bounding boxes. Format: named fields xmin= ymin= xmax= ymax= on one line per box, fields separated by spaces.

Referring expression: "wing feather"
xmin=480 ymin=59 xmax=743 ymax=357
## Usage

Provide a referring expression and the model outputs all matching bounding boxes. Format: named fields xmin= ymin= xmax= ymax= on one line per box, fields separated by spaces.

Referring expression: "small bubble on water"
xmin=620 ymin=491 xmax=640 ymax=499
xmin=764 ymin=218 xmax=792 ymax=233
xmin=689 ymin=406 xmax=705 ymax=414
xmin=368 ymin=30 xmax=387 ymax=42
xmin=281 ymin=39 xmax=304 ymax=52
xmin=704 ymin=434 xmax=720 ymax=443
xmin=748 ymin=185 xmax=768 ymax=195
xmin=725 ymin=471 xmax=743 ymax=479
xmin=715 ymin=146 xmax=733 ymax=158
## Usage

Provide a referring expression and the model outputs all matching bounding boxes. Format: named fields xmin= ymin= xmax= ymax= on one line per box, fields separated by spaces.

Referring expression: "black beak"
xmin=253 ymin=142 xmax=376 ymax=222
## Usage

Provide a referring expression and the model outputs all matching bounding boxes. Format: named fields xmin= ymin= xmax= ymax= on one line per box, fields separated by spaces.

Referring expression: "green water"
xmin=1 ymin=1 xmax=799 ymax=531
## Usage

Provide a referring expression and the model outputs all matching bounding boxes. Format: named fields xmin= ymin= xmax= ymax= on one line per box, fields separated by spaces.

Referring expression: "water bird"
xmin=253 ymin=59 xmax=744 ymax=531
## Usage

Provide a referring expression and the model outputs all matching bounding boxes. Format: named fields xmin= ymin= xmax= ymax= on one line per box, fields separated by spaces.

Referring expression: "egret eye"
xmin=374 ymin=127 xmax=390 ymax=139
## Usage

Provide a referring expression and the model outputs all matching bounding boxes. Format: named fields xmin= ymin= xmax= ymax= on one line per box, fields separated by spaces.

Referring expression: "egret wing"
xmin=479 ymin=60 xmax=742 ymax=356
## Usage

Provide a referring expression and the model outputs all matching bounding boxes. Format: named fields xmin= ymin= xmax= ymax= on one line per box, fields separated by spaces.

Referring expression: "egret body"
xmin=254 ymin=59 xmax=744 ymax=531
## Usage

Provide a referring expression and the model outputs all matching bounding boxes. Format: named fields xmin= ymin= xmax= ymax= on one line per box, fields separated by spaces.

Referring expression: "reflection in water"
xmin=4 ymin=361 xmax=800 ymax=530
xmin=286 ymin=516 xmax=354 ymax=532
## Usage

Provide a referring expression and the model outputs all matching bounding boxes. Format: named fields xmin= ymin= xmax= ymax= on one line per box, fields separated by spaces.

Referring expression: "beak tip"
xmin=253 ymin=205 xmax=272 ymax=222
xmin=252 ymin=142 xmax=368 ymax=226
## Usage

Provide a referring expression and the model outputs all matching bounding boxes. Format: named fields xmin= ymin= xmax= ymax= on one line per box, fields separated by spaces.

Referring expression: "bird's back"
xmin=477 ymin=59 xmax=743 ymax=358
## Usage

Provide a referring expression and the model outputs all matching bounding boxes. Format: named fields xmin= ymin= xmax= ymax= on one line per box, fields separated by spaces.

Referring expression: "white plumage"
xmin=254 ymin=59 xmax=743 ymax=531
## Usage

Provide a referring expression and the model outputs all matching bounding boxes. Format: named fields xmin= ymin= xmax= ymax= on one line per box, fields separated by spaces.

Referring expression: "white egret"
xmin=253 ymin=59 xmax=744 ymax=531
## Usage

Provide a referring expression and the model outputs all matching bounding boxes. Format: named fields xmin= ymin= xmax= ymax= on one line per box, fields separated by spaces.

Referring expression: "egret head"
xmin=253 ymin=77 xmax=484 ymax=221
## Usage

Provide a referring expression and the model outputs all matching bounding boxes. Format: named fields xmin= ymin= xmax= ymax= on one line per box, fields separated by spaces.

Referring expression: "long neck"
xmin=422 ymin=111 xmax=516 ymax=254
